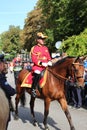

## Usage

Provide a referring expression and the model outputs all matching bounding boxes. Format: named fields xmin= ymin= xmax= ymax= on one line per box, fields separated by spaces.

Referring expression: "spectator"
xmin=83 ymin=57 xmax=87 ymax=106
xmin=0 ymin=54 xmax=16 ymax=122
xmin=66 ymin=76 xmax=83 ymax=108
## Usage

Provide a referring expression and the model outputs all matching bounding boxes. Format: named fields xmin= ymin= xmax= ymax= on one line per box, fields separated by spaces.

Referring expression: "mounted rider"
xmin=30 ymin=32 xmax=52 ymax=97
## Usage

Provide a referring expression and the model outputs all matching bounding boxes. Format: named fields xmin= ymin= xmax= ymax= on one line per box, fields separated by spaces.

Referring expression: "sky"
xmin=0 ymin=0 xmax=38 ymax=34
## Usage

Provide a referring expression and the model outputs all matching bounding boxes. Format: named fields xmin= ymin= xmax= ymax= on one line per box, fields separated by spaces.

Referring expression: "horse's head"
xmin=50 ymin=56 xmax=85 ymax=87
xmin=70 ymin=57 xmax=85 ymax=87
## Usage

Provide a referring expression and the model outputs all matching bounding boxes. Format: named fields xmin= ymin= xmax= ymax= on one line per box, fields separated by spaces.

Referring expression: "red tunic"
xmin=31 ymin=44 xmax=51 ymax=72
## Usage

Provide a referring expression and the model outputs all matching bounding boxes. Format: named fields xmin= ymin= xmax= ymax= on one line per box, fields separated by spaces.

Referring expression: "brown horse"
xmin=15 ymin=56 xmax=85 ymax=130
xmin=0 ymin=88 xmax=9 ymax=130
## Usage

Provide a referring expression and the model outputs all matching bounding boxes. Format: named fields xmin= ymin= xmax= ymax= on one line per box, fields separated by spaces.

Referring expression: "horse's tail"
xmin=20 ymin=92 xmax=26 ymax=106
xmin=15 ymin=73 xmax=26 ymax=107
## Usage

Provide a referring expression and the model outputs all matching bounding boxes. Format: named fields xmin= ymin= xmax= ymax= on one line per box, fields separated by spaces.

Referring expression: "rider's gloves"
xmin=42 ymin=62 xmax=48 ymax=67
xmin=47 ymin=61 xmax=52 ymax=66
xmin=40 ymin=61 xmax=52 ymax=67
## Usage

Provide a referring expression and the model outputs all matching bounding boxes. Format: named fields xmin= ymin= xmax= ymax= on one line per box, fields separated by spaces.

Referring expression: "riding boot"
xmin=31 ymin=73 xmax=41 ymax=97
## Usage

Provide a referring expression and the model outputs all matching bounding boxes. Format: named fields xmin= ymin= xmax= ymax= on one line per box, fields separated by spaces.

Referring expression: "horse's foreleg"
xmin=43 ymin=98 xmax=51 ymax=130
xmin=30 ymin=96 xmax=38 ymax=126
xmin=59 ymin=98 xmax=75 ymax=130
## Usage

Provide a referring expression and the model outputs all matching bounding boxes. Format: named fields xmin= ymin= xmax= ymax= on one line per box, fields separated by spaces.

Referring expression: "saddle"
xmin=21 ymin=70 xmax=47 ymax=88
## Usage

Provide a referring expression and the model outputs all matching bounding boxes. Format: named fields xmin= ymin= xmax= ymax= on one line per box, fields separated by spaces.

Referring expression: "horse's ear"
xmin=74 ymin=55 xmax=87 ymax=64
xmin=80 ymin=55 xmax=87 ymax=62
xmin=74 ymin=56 xmax=79 ymax=63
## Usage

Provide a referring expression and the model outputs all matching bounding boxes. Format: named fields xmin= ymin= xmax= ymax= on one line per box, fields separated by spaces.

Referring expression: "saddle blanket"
xmin=21 ymin=70 xmax=47 ymax=88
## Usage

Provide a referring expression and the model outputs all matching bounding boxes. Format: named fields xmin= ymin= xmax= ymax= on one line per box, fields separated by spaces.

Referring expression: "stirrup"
xmin=32 ymin=89 xmax=37 ymax=98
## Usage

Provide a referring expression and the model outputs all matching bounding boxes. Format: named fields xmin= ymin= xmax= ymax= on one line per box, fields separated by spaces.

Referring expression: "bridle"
xmin=47 ymin=62 xmax=84 ymax=85
xmin=72 ymin=62 xmax=84 ymax=82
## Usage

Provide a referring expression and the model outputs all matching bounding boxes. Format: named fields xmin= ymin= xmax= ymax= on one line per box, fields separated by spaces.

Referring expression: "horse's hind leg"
xmin=59 ymin=98 xmax=75 ymax=130
xmin=30 ymin=96 xmax=38 ymax=126
xmin=14 ymin=93 xmax=20 ymax=120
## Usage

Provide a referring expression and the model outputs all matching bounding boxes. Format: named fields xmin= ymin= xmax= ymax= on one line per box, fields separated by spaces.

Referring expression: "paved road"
xmin=7 ymin=69 xmax=87 ymax=130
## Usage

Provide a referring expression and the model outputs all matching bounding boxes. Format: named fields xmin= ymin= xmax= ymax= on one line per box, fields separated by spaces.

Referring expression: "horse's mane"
xmin=52 ymin=56 xmax=76 ymax=67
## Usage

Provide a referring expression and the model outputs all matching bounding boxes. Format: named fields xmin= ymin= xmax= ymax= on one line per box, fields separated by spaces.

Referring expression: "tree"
xmin=61 ymin=28 xmax=87 ymax=56
xmin=39 ymin=0 xmax=87 ymax=43
xmin=22 ymin=0 xmax=87 ymax=54
xmin=23 ymin=6 xmax=47 ymax=51
xmin=0 ymin=26 xmax=23 ymax=57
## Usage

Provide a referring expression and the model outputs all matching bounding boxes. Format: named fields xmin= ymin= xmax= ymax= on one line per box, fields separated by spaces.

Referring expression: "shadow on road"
xmin=12 ymin=106 xmax=61 ymax=130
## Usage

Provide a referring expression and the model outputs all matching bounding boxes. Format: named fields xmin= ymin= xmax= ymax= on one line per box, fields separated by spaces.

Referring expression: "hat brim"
xmin=37 ymin=32 xmax=48 ymax=39
xmin=37 ymin=36 xmax=48 ymax=39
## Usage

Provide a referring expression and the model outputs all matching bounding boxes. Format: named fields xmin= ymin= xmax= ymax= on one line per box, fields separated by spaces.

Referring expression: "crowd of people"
xmin=66 ymin=57 xmax=87 ymax=108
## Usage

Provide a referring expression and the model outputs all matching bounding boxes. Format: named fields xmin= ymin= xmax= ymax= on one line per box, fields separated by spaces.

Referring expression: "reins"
xmin=47 ymin=62 xmax=84 ymax=82
xmin=47 ymin=67 xmax=68 ymax=81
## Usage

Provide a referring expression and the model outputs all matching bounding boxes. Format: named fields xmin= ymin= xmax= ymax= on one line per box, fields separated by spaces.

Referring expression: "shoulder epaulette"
xmin=30 ymin=46 xmax=40 ymax=56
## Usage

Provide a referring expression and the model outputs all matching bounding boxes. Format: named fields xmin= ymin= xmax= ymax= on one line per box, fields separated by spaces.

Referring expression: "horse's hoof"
xmin=14 ymin=114 xmax=19 ymax=120
xmin=71 ymin=126 xmax=75 ymax=130
xmin=44 ymin=126 xmax=49 ymax=130
xmin=33 ymin=121 xmax=38 ymax=127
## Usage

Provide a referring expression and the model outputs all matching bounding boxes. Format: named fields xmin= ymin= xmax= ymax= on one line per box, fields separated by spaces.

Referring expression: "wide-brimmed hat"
xmin=37 ymin=32 xmax=48 ymax=39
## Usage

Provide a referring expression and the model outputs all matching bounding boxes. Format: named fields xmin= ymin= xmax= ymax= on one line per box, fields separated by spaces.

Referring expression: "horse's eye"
xmin=75 ymin=69 xmax=78 ymax=72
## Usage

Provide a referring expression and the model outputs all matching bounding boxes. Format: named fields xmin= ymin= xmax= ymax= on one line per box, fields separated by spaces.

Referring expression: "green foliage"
xmin=62 ymin=29 xmax=87 ymax=56
xmin=65 ymin=0 xmax=87 ymax=36
xmin=0 ymin=26 xmax=23 ymax=57
xmin=43 ymin=29 xmax=54 ymax=52
xmin=39 ymin=0 xmax=87 ymax=45
xmin=5 ymin=54 xmax=14 ymax=61
xmin=23 ymin=7 xmax=45 ymax=51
